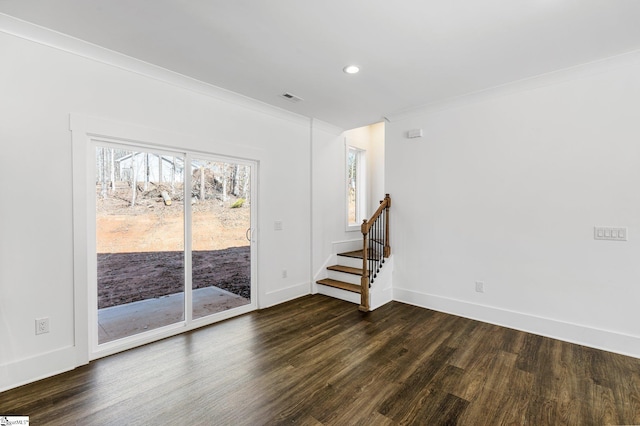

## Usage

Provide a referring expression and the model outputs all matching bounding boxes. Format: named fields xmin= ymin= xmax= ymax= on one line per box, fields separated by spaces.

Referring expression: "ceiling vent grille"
xmin=280 ymin=92 xmax=303 ymax=103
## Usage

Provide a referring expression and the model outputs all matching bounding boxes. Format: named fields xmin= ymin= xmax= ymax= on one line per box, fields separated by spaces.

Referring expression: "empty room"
xmin=1 ymin=1 xmax=640 ymax=424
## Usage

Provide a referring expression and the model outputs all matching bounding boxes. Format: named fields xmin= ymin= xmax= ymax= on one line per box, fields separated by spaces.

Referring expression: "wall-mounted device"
xmin=407 ymin=128 xmax=423 ymax=139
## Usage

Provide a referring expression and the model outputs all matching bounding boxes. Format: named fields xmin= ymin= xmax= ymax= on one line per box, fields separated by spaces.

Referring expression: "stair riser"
xmin=337 ymin=255 xmax=364 ymax=269
xmin=316 ymin=285 xmax=360 ymax=304
xmin=327 ymin=270 xmax=361 ymax=285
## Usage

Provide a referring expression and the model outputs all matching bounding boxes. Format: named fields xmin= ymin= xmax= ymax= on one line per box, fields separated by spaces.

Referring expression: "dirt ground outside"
xmin=96 ymin=186 xmax=251 ymax=308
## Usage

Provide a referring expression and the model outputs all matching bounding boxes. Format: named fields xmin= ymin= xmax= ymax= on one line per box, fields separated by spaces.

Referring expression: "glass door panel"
xmin=190 ymin=159 xmax=251 ymax=320
xmin=95 ymin=146 xmax=185 ymax=344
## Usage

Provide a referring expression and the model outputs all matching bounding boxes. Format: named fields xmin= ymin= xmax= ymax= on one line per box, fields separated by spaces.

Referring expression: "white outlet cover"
xmin=35 ymin=318 xmax=50 ymax=335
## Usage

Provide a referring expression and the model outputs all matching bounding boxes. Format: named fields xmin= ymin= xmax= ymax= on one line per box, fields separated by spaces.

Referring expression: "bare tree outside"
xmin=171 ymin=157 xmax=176 ymax=194
xmin=130 ymin=152 xmax=138 ymax=207
xmin=232 ymin=164 xmax=240 ymax=196
xmin=144 ymin=153 xmax=149 ymax=191
xmin=98 ymin=147 xmax=107 ymax=199
xmin=109 ymin=148 xmax=115 ymax=193
xmin=222 ymin=163 xmax=228 ymax=201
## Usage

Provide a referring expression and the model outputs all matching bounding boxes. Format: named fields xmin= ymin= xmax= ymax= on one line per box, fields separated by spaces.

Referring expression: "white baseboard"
xmin=393 ymin=287 xmax=640 ymax=359
xmin=0 ymin=346 xmax=80 ymax=392
xmin=260 ymin=282 xmax=311 ymax=309
xmin=370 ymin=285 xmax=393 ymax=310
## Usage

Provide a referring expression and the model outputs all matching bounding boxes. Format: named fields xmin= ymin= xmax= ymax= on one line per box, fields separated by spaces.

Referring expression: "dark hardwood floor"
xmin=2 ymin=295 xmax=640 ymax=425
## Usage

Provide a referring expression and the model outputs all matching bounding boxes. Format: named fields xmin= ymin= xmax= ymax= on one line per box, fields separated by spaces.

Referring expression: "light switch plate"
xmin=594 ymin=226 xmax=627 ymax=241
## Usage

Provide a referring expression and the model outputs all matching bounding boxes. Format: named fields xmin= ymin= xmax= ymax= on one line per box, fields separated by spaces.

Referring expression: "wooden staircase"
xmin=316 ymin=251 xmax=367 ymax=295
xmin=316 ymin=194 xmax=392 ymax=311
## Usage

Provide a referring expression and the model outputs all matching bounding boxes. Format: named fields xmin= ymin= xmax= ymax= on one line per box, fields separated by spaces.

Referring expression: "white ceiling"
xmin=2 ymin=1 xmax=640 ymax=129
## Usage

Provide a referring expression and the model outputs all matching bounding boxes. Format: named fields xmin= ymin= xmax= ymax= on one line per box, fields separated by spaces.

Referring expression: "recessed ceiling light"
xmin=343 ymin=65 xmax=360 ymax=74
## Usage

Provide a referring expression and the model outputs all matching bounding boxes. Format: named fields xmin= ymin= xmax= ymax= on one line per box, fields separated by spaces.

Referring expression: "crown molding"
xmin=0 ymin=13 xmax=310 ymax=128
xmin=311 ymin=118 xmax=344 ymax=136
xmin=385 ymin=48 xmax=640 ymax=123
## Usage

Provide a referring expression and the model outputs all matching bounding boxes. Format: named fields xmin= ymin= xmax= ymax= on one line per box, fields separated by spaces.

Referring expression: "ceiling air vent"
xmin=280 ymin=92 xmax=303 ymax=103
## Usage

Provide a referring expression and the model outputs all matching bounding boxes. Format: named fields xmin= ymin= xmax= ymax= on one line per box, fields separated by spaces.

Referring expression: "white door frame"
xmin=72 ymin=115 xmax=258 ymax=362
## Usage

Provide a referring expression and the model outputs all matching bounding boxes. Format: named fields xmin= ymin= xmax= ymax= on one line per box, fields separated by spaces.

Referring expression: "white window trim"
xmin=345 ymin=144 xmax=366 ymax=232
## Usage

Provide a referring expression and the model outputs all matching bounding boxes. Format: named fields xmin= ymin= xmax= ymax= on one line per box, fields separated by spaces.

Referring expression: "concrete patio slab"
xmin=98 ymin=286 xmax=249 ymax=343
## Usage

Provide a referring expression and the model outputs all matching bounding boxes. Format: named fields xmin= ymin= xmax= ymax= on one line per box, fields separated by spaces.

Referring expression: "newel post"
xmin=359 ymin=219 xmax=370 ymax=312
xmin=384 ymin=193 xmax=391 ymax=257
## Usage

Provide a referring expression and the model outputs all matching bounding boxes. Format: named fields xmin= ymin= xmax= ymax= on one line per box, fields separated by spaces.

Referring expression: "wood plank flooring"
xmin=2 ymin=295 xmax=640 ymax=425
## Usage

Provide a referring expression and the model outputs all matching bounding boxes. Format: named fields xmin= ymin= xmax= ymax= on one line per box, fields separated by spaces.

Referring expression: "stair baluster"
xmin=358 ymin=194 xmax=391 ymax=312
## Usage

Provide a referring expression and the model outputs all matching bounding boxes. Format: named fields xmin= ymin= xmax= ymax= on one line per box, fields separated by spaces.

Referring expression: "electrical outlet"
xmin=35 ymin=317 xmax=50 ymax=335
xmin=475 ymin=281 xmax=484 ymax=293
xmin=282 ymin=269 xmax=287 ymax=278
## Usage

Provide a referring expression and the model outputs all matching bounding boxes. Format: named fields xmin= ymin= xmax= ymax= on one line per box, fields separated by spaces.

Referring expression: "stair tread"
xmin=338 ymin=250 xmax=382 ymax=260
xmin=327 ymin=265 xmax=363 ymax=275
xmin=316 ymin=278 xmax=361 ymax=293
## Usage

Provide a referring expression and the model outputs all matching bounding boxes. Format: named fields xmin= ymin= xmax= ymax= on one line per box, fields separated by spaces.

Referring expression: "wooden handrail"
xmin=359 ymin=194 xmax=391 ymax=312
xmin=360 ymin=194 xmax=391 ymax=235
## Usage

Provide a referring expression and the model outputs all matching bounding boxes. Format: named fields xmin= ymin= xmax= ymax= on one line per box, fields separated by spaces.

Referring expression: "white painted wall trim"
xmin=0 ymin=13 xmax=309 ymax=128
xmin=0 ymin=346 xmax=76 ymax=393
xmin=310 ymin=118 xmax=315 ymax=303
xmin=69 ymin=114 xmax=265 ymax=162
xmin=393 ymin=287 xmax=640 ymax=359
xmin=71 ymin=115 xmax=91 ymax=370
xmin=261 ymin=282 xmax=310 ymax=309
xmin=312 ymin=119 xmax=344 ymax=136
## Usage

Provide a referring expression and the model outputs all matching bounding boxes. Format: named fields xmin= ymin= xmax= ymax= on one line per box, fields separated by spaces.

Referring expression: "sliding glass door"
xmin=93 ymin=142 xmax=256 ymax=353
xmin=190 ymin=158 xmax=252 ymax=320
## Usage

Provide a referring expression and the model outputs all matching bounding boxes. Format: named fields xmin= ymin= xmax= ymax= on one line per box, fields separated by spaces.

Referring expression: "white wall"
xmin=0 ymin=26 xmax=311 ymax=390
xmin=311 ymin=121 xmax=385 ymax=281
xmin=311 ymin=120 xmax=346 ymax=281
xmin=368 ymin=122 xmax=386 ymax=215
xmin=386 ymin=51 xmax=640 ymax=358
